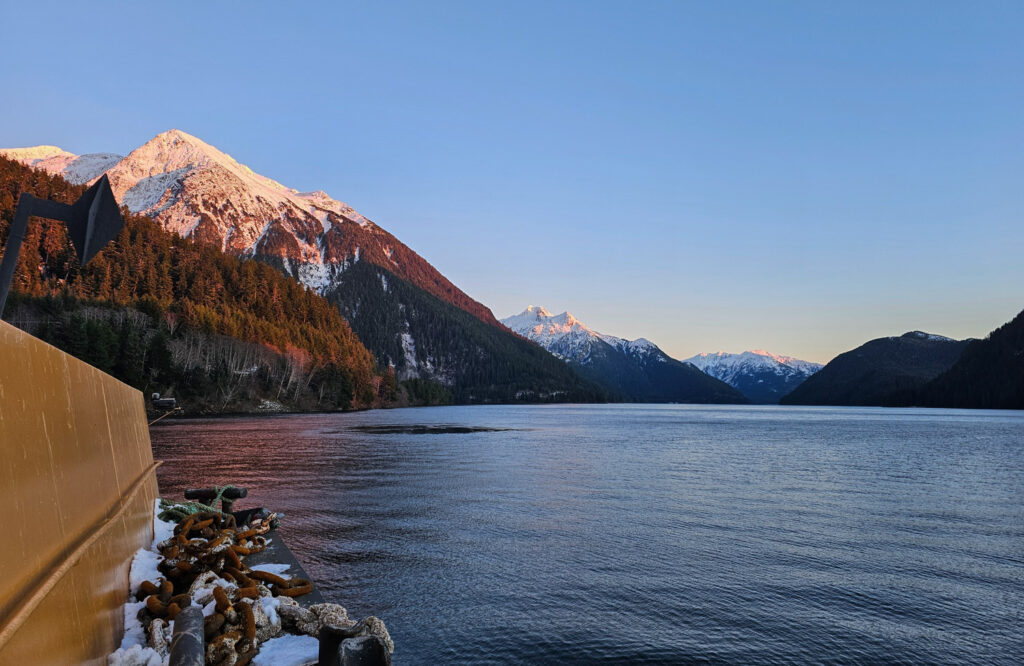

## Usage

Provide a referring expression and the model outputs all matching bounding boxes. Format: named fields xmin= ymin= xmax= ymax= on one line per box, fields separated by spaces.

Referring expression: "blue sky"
xmin=2 ymin=1 xmax=1021 ymax=362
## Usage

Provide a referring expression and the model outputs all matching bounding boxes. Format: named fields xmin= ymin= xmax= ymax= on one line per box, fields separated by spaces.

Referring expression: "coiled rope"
xmin=158 ymin=484 xmax=238 ymax=523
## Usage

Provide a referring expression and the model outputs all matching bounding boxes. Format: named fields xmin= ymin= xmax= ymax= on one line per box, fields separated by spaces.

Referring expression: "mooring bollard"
xmin=184 ymin=486 xmax=248 ymax=513
xmin=167 ymin=605 xmax=204 ymax=666
xmin=318 ymin=624 xmax=345 ymax=666
xmin=319 ymin=624 xmax=391 ymax=666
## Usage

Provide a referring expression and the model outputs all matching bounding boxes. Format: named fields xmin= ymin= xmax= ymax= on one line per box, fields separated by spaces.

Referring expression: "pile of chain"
xmin=135 ymin=509 xmax=392 ymax=665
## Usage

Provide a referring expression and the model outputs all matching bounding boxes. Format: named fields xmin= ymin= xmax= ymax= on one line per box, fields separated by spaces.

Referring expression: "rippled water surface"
xmin=151 ymin=405 xmax=1024 ymax=665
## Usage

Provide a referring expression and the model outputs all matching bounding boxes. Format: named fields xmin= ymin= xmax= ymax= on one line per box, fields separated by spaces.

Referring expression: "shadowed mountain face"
xmin=780 ymin=331 xmax=969 ymax=406
xmin=501 ymin=306 xmax=746 ymax=404
xmin=321 ymin=265 xmax=607 ymax=403
xmin=909 ymin=308 xmax=1024 ymax=410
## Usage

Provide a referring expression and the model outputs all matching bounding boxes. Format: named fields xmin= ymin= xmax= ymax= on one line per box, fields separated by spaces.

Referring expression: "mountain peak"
xmin=161 ymin=128 xmax=197 ymax=140
xmin=502 ymin=306 xmax=668 ymax=361
xmin=521 ymin=305 xmax=553 ymax=318
xmin=151 ymin=128 xmax=218 ymax=150
xmin=552 ymin=311 xmax=578 ymax=326
xmin=899 ymin=331 xmax=955 ymax=342
xmin=503 ymin=306 xmax=590 ymax=340
xmin=127 ymin=129 xmax=246 ymax=174
xmin=0 ymin=145 xmax=75 ymax=163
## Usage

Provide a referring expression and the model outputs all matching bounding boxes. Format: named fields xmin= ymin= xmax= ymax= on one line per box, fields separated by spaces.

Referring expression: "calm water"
xmin=151 ymin=405 xmax=1024 ymax=665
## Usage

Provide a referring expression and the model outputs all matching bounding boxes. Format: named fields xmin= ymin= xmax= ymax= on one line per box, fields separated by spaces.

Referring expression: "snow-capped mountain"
xmin=502 ymin=306 xmax=659 ymax=361
xmin=683 ymin=350 xmax=823 ymax=404
xmin=502 ymin=306 xmax=744 ymax=404
xmin=0 ymin=145 xmax=122 ymax=184
xmin=0 ymin=130 xmax=497 ymax=328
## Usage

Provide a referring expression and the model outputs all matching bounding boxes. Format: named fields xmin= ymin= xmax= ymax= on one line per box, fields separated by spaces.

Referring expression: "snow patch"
xmin=108 ymin=501 xmax=177 ymax=665
xmin=296 ymin=262 xmax=334 ymax=293
xmin=107 ymin=643 xmax=164 ymax=666
xmin=249 ymin=562 xmax=291 ymax=575
xmin=128 ymin=549 xmax=163 ymax=597
xmin=252 ymin=634 xmax=319 ymax=666
xmin=121 ymin=168 xmax=190 ymax=214
xmin=400 ymin=332 xmax=418 ymax=371
xmin=118 ymin=601 xmax=148 ymax=650
xmin=259 ymin=595 xmax=283 ymax=627
xmin=64 ymin=153 xmax=123 ymax=183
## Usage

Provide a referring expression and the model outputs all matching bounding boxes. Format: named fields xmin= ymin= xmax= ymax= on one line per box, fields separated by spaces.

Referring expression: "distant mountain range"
xmin=780 ymin=331 xmax=970 ymax=406
xmin=5 ymin=135 xmax=1020 ymax=411
xmin=501 ymin=306 xmax=745 ymax=403
xmin=684 ymin=351 xmax=822 ymax=404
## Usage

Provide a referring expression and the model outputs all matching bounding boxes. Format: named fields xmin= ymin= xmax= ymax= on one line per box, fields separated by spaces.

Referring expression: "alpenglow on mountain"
xmin=501 ymin=306 xmax=745 ymax=404
xmin=1 ymin=131 xmax=497 ymax=324
xmin=2 ymin=133 xmax=602 ymax=403
xmin=684 ymin=350 xmax=823 ymax=404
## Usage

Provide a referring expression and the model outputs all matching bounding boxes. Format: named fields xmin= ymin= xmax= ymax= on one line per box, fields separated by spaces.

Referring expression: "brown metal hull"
xmin=0 ymin=320 xmax=158 ymax=664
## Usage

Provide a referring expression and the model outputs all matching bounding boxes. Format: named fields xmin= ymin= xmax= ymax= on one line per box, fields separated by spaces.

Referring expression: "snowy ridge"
xmin=685 ymin=350 xmax=823 ymax=380
xmin=683 ymin=350 xmax=823 ymax=403
xmin=0 ymin=145 xmax=75 ymax=164
xmin=501 ymin=306 xmax=666 ymax=364
xmin=501 ymin=305 xmax=746 ymax=403
xmin=890 ymin=331 xmax=955 ymax=343
xmin=501 ymin=306 xmax=595 ymax=359
xmin=0 ymin=146 xmax=122 ymax=184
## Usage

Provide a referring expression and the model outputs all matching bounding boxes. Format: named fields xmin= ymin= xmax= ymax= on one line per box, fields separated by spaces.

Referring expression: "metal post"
xmin=167 ymin=605 xmax=204 ymax=666
xmin=0 ymin=193 xmax=34 ymax=317
xmin=318 ymin=624 xmax=345 ymax=666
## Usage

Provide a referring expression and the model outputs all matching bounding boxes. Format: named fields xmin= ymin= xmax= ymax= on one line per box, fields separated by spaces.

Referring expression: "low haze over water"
xmin=153 ymin=405 xmax=1024 ymax=665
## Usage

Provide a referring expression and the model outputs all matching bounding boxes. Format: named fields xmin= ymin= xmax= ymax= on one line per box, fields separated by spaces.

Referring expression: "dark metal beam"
xmin=0 ymin=176 xmax=124 ymax=318
xmin=0 ymin=193 xmax=34 ymax=316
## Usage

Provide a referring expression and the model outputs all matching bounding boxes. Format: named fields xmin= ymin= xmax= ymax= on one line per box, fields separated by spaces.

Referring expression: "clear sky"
xmin=2 ymin=1 xmax=1021 ymax=363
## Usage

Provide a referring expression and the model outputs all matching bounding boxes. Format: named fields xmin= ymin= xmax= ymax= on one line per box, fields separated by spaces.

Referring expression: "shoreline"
xmin=148 ymin=401 xmax=1024 ymax=424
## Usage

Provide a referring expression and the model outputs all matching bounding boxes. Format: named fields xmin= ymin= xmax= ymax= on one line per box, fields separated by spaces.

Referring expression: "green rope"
xmin=157 ymin=484 xmax=238 ymax=523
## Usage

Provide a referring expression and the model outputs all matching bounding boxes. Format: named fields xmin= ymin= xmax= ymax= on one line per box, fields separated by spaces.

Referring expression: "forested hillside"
xmin=1 ymin=156 xmax=602 ymax=410
xmin=909 ymin=308 xmax=1024 ymax=409
xmin=780 ymin=331 xmax=968 ymax=407
xmin=323 ymin=261 xmax=607 ymax=403
xmin=0 ymin=156 xmax=389 ymax=412
xmin=567 ymin=341 xmax=746 ymax=404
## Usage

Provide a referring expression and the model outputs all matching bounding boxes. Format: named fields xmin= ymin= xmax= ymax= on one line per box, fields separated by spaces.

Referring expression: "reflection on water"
xmin=348 ymin=424 xmax=522 ymax=435
xmin=152 ymin=405 xmax=1024 ymax=665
